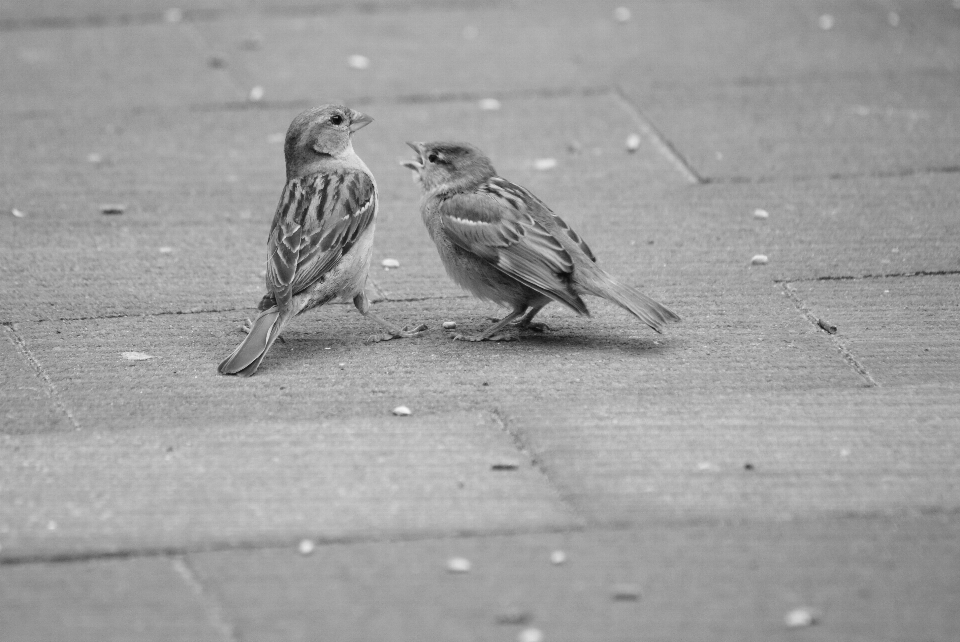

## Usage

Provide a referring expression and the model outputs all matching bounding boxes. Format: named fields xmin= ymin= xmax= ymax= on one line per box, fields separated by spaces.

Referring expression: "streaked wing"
xmin=439 ymin=178 xmax=585 ymax=312
xmin=266 ymin=169 xmax=377 ymax=308
xmin=484 ymin=177 xmax=597 ymax=263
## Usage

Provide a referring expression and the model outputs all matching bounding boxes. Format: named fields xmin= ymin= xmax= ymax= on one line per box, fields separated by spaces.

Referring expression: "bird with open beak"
xmin=218 ymin=105 xmax=427 ymax=376
xmin=403 ymin=141 xmax=679 ymax=341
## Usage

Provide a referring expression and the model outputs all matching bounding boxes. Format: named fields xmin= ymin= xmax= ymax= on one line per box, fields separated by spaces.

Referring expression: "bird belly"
xmin=440 ymin=237 xmax=534 ymax=307
xmin=296 ymin=224 xmax=375 ymax=313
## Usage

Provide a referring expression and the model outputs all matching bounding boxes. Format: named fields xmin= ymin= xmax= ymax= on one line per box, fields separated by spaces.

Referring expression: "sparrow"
xmin=218 ymin=104 xmax=426 ymax=376
xmin=402 ymin=141 xmax=679 ymax=341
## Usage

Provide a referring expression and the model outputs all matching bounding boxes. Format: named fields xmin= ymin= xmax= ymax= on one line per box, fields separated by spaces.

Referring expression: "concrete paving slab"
xmin=0 ymin=556 xmax=226 ymax=642
xmin=627 ymin=74 xmax=960 ymax=181
xmin=652 ymin=173 xmax=960 ymax=284
xmin=0 ymin=409 xmax=575 ymax=560
xmin=0 ymin=325 xmax=69 ymax=433
xmin=186 ymin=515 xmax=960 ymax=642
xmin=791 ymin=274 xmax=960 ymax=386
xmin=501 ymin=385 xmax=960 ymax=524
xmin=0 ymin=22 xmax=240 ymax=114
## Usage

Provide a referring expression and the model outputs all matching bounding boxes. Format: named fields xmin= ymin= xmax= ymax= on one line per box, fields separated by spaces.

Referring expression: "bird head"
xmin=284 ymin=104 xmax=372 ymax=179
xmin=402 ymin=142 xmax=496 ymax=195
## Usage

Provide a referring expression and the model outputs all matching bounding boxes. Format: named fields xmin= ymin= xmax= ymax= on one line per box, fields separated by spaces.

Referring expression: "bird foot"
xmin=453 ymin=331 xmax=519 ymax=342
xmin=519 ymin=321 xmax=550 ymax=333
xmin=485 ymin=317 xmax=550 ymax=333
xmin=369 ymin=324 xmax=428 ymax=343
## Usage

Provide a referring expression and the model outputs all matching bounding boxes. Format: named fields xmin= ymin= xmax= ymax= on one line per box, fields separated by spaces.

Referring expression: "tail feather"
xmin=218 ymin=308 xmax=285 ymax=376
xmin=580 ymin=271 xmax=680 ymax=334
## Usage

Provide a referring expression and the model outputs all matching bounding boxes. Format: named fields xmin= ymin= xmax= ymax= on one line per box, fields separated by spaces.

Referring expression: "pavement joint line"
xmin=780 ymin=283 xmax=879 ymax=388
xmin=776 ymin=269 xmax=960 ymax=284
xmin=611 ymin=85 xmax=705 ymax=185
xmin=0 ymin=0 xmax=505 ymax=32
xmin=1 ymin=322 xmax=81 ymax=429
xmin=171 ymin=556 xmax=242 ymax=642
xmin=0 ymin=522 xmax=587 ymax=567
xmin=0 ymin=295 xmax=473 ymax=325
xmin=492 ymin=408 xmax=588 ymax=528
xmin=188 ymin=85 xmax=613 ymax=115
xmin=703 ymin=165 xmax=960 ymax=185
xmin=5 ymin=506 xmax=957 ymax=568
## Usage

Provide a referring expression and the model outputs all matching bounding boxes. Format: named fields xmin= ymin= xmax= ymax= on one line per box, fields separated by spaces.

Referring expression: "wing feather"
xmin=266 ymin=169 xmax=377 ymax=309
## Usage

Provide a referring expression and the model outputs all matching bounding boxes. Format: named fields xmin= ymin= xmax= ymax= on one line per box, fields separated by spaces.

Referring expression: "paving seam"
xmin=780 ymin=282 xmax=879 ymax=388
xmin=171 ymin=556 xmax=242 ymax=642
xmin=0 ymin=0 xmax=506 ymax=32
xmin=491 ymin=408 xmax=588 ymax=528
xmin=702 ymin=165 xmax=960 ymax=185
xmin=777 ymin=269 xmax=960 ymax=284
xmin=612 ymin=85 xmax=705 ymax=185
xmin=1 ymin=322 xmax=81 ymax=429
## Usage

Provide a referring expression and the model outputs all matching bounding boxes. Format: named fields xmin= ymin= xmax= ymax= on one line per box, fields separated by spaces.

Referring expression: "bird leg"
xmin=455 ymin=306 xmax=526 ymax=342
xmin=353 ymin=292 xmax=428 ymax=342
xmin=484 ymin=304 xmax=549 ymax=333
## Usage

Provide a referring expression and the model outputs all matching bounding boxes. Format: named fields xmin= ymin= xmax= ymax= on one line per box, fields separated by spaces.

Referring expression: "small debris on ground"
xmin=518 ymin=628 xmax=544 ymax=642
xmin=550 ymin=550 xmax=567 ymax=565
xmin=381 ymin=258 xmax=400 ymax=269
xmin=248 ymin=85 xmax=265 ymax=102
xmin=784 ymin=607 xmax=817 ymax=628
xmin=744 ymin=462 xmax=755 ymax=471
xmin=533 ymin=158 xmax=557 ymax=171
xmin=613 ymin=7 xmax=632 ymax=23
xmin=818 ymin=14 xmax=835 ymax=30
xmin=164 ymin=7 xmax=183 ymax=23
xmin=348 ymin=54 xmax=370 ymax=70
xmin=750 ymin=254 xmax=769 ymax=265
xmin=447 ymin=556 xmax=471 ymax=573
xmin=442 ymin=321 xmax=457 ymax=330
xmin=478 ymin=98 xmax=501 ymax=111
xmin=625 ymin=133 xmax=641 ymax=152
xmin=100 ymin=204 xmax=126 ymax=215
xmin=611 ymin=583 xmax=641 ymax=601
xmin=122 ymin=352 xmax=155 ymax=361
xmin=887 ymin=11 xmax=900 ymax=27
xmin=11 ymin=208 xmax=26 ymax=218
xmin=158 ymin=246 xmax=173 ymax=254
xmin=753 ymin=208 xmax=769 ymax=219
xmin=392 ymin=405 xmax=412 ymax=417
xmin=87 ymin=152 xmax=104 ymax=164
xmin=208 ymin=55 xmax=227 ymax=68
xmin=491 ymin=458 xmax=520 ymax=471
xmin=298 ymin=539 xmax=315 ymax=555
xmin=696 ymin=461 xmax=717 ymax=471
xmin=566 ymin=140 xmax=582 ymax=154
xmin=239 ymin=33 xmax=263 ymax=50
xmin=495 ymin=607 xmax=531 ymax=625
xmin=817 ymin=318 xmax=837 ymax=334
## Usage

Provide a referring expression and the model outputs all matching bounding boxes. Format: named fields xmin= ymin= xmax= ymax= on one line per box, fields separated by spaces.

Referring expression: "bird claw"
xmin=369 ymin=323 xmax=428 ymax=343
xmin=519 ymin=321 xmax=550 ymax=333
xmin=452 ymin=332 xmax=519 ymax=342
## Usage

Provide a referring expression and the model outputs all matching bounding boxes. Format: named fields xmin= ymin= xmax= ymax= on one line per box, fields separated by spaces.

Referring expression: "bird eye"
xmin=427 ymin=152 xmax=439 ymax=163
xmin=330 ymin=114 xmax=344 ymax=125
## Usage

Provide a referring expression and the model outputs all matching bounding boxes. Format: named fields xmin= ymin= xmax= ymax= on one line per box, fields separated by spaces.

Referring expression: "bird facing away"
xmin=402 ymin=141 xmax=679 ymax=341
xmin=218 ymin=105 xmax=426 ymax=376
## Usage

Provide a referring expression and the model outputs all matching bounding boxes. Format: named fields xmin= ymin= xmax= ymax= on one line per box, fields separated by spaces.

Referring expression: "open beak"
xmin=401 ymin=141 xmax=425 ymax=171
xmin=348 ymin=110 xmax=373 ymax=132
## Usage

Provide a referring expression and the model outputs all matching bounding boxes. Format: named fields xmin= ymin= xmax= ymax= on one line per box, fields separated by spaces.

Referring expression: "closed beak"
xmin=349 ymin=110 xmax=373 ymax=132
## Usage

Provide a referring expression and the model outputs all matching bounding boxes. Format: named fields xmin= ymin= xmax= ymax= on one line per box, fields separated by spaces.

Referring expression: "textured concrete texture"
xmin=2 ymin=0 xmax=960 ymax=640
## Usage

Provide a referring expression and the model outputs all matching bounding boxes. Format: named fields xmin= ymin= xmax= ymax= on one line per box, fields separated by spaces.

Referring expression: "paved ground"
xmin=2 ymin=1 xmax=959 ymax=640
